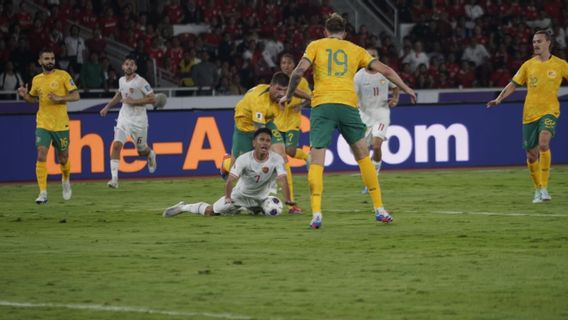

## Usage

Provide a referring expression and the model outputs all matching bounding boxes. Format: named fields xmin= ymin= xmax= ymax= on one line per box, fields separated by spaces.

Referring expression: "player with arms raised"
xmin=100 ymin=56 xmax=157 ymax=188
xmin=163 ymin=128 xmax=295 ymax=217
xmin=280 ymin=13 xmax=416 ymax=228
xmin=487 ymin=30 xmax=568 ymax=203
xmin=355 ymin=48 xmax=400 ymax=193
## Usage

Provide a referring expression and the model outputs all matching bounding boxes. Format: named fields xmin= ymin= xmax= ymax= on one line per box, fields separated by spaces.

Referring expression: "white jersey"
xmin=230 ymin=150 xmax=286 ymax=200
xmin=117 ymin=74 xmax=153 ymax=127
xmin=354 ymin=69 xmax=396 ymax=127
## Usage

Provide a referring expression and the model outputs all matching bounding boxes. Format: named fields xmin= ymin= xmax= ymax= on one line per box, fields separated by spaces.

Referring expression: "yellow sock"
xmin=36 ymin=161 xmax=47 ymax=192
xmin=540 ymin=149 xmax=551 ymax=188
xmin=294 ymin=149 xmax=309 ymax=161
xmin=307 ymin=164 xmax=324 ymax=214
xmin=357 ymin=157 xmax=383 ymax=208
xmin=285 ymin=163 xmax=294 ymax=202
xmin=527 ymin=159 xmax=542 ymax=189
xmin=222 ymin=157 xmax=232 ymax=172
xmin=60 ymin=161 xmax=71 ymax=181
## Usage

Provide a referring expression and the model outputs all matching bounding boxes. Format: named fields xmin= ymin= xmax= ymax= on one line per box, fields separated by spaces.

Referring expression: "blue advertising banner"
xmin=0 ymin=103 xmax=566 ymax=182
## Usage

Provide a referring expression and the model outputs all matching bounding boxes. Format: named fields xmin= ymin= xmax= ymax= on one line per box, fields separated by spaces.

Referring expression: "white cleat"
xmin=163 ymin=201 xmax=186 ymax=217
xmin=35 ymin=191 xmax=48 ymax=204
xmin=148 ymin=150 xmax=157 ymax=173
xmin=62 ymin=179 xmax=72 ymax=200
xmin=532 ymin=190 xmax=543 ymax=204
xmin=540 ymin=188 xmax=551 ymax=201
xmin=107 ymin=180 xmax=119 ymax=189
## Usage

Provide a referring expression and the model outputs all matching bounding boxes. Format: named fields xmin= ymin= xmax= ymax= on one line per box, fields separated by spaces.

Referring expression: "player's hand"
xmin=47 ymin=92 xmax=63 ymax=103
xmin=224 ymin=197 xmax=232 ymax=204
xmin=100 ymin=106 xmax=109 ymax=117
xmin=17 ymin=84 xmax=28 ymax=98
xmin=291 ymin=103 xmax=303 ymax=112
xmin=285 ymin=200 xmax=296 ymax=206
xmin=407 ymin=90 xmax=417 ymax=104
xmin=486 ymin=99 xmax=500 ymax=108
xmin=388 ymin=98 xmax=399 ymax=108
xmin=279 ymin=95 xmax=291 ymax=108
xmin=123 ymin=97 xmax=136 ymax=105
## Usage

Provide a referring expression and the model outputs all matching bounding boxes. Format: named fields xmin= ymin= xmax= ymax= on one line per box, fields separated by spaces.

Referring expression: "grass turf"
xmin=0 ymin=166 xmax=567 ymax=320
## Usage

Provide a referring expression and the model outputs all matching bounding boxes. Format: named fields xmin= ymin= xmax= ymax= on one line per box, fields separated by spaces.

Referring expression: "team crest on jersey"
xmin=380 ymin=80 xmax=386 ymax=85
xmin=547 ymin=70 xmax=557 ymax=79
xmin=50 ymin=81 xmax=59 ymax=89
xmin=262 ymin=167 xmax=269 ymax=173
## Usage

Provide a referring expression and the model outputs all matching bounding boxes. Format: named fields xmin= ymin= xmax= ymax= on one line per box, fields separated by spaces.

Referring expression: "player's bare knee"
xmin=58 ymin=153 xmax=69 ymax=164
xmin=285 ymin=147 xmax=296 ymax=157
xmin=112 ymin=141 xmax=123 ymax=152
xmin=137 ymin=146 xmax=149 ymax=156
xmin=36 ymin=147 xmax=48 ymax=161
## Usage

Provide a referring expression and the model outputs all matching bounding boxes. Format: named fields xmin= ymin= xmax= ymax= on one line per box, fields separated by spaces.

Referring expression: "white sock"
xmin=373 ymin=160 xmax=382 ymax=174
xmin=110 ymin=159 xmax=119 ymax=181
xmin=148 ymin=149 xmax=155 ymax=159
xmin=181 ymin=202 xmax=209 ymax=215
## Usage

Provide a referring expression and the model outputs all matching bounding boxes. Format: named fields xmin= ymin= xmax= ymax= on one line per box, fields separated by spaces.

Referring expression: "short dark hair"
xmin=270 ymin=71 xmax=289 ymax=86
xmin=325 ymin=13 xmax=346 ymax=33
xmin=124 ymin=55 xmax=137 ymax=64
xmin=253 ymin=127 xmax=272 ymax=139
xmin=38 ymin=49 xmax=54 ymax=58
xmin=534 ymin=30 xmax=551 ymax=42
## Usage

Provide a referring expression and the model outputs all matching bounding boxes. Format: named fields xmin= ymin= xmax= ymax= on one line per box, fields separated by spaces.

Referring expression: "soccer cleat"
xmin=148 ymin=150 xmax=157 ymax=173
xmin=220 ymin=154 xmax=231 ymax=180
xmin=288 ymin=206 xmax=303 ymax=214
xmin=375 ymin=208 xmax=393 ymax=224
xmin=107 ymin=180 xmax=119 ymax=189
xmin=163 ymin=201 xmax=186 ymax=218
xmin=309 ymin=213 xmax=322 ymax=229
xmin=62 ymin=179 xmax=72 ymax=200
xmin=35 ymin=191 xmax=48 ymax=204
xmin=361 ymin=186 xmax=368 ymax=194
xmin=540 ymin=188 xmax=551 ymax=201
xmin=532 ymin=190 xmax=543 ymax=204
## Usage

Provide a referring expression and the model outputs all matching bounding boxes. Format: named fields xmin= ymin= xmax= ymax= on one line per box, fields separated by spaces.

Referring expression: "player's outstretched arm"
xmin=100 ymin=91 xmax=122 ymax=116
xmin=487 ymin=82 xmax=517 ymax=108
xmin=280 ymin=58 xmax=311 ymax=107
xmin=277 ymin=174 xmax=296 ymax=206
xmin=17 ymin=84 xmax=36 ymax=104
xmin=369 ymin=60 xmax=417 ymax=103
xmin=224 ymin=174 xmax=237 ymax=204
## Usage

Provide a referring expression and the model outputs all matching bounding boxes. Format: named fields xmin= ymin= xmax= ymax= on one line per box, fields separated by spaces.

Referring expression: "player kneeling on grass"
xmin=163 ymin=128 xmax=295 ymax=217
xmin=100 ymin=56 xmax=157 ymax=188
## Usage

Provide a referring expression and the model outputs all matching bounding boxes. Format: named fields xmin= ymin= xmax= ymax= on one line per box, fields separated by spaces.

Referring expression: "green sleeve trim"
xmin=367 ymin=58 xmax=378 ymax=70
xmin=511 ymin=79 xmax=523 ymax=87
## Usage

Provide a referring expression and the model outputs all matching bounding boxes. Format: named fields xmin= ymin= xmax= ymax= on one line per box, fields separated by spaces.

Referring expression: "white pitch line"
xmin=0 ymin=300 xmax=252 ymax=320
xmin=325 ymin=208 xmax=567 ymax=218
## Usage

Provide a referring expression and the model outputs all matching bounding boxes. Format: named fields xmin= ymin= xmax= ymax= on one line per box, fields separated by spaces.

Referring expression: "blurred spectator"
xmin=0 ymin=62 xmax=23 ymax=91
xmin=65 ymin=25 xmax=87 ymax=72
xmin=86 ymin=27 xmax=107 ymax=55
xmin=191 ymin=51 xmax=218 ymax=89
xmin=129 ymin=39 xmax=151 ymax=81
xmin=461 ymin=38 xmax=490 ymax=67
xmin=80 ymin=52 xmax=105 ymax=90
xmin=179 ymin=49 xmax=200 ymax=87
xmin=489 ymin=61 xmax=512 ymax=87
xmin=402 ymin=41 xmax=429 ymax=72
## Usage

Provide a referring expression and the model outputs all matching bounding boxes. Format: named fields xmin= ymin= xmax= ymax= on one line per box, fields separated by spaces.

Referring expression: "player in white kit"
xmin=100 ymin=56 xmax=157 ymax=188
xmin=354 ymin=48 xmax=400 ymax=193
xmin=162 ymin=128 xmax=296 ymax=217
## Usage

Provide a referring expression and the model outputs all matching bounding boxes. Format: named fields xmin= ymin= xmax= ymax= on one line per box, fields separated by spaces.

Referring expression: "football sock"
xmin=358 ymin=156 xmax=383 ymax=209
xmin=540 ymin=149 xmax=551 ymax=188
xmin=285 ymin=163 xmax=295 ymax=202
xmin=36 ymin=161 xmax=47 ymax=192
xmin=182 ymin=202 xmax=209 ymax=215
xmin=527 ymin=159 xmax=542 ymax=189
xmin=294 ymin=149 xmax=309 ymax=161
xmin=60 ymin=161 xmax=71 ymax=181
xmin=110 ymin=159 xmax=119 ymax=181
xmin=372 ymin=160 xmax=382 ymax=174
xmin=222 ymin=157 xmax=232 ymax=173
xmin=308 ymin=164 xmax=324 ymax=214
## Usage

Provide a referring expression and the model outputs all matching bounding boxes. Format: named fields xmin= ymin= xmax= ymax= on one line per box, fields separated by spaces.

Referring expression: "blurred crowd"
xmin=1 ymin=0 xmax=568 ymax=96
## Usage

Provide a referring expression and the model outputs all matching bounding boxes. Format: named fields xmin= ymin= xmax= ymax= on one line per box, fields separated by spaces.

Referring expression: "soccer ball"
xmin=262 ymin=196 xmax=283 ymax=216
xmin=153 ymin=93 xmax=167 ymax=109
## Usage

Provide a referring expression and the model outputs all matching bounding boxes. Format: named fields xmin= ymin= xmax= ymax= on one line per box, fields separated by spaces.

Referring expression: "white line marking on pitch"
xmin=0 ymin=300 xmax=252 ymax=319
xmin=325 ymin=208 xmax=567 ymax=218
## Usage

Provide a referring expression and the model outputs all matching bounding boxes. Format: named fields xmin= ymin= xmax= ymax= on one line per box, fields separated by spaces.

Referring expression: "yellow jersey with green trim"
xmin=274 ymin=77 xmax=311 ymax=131
xmin=512 ymin=55 xmax=568 ymax=123
xmin=29 ymin=69 xmax=78 ymax=131
xmin=234 ymin=84 xmax=279 ymax=132
xmin=303 ymin=38 xmax=375 ymax=108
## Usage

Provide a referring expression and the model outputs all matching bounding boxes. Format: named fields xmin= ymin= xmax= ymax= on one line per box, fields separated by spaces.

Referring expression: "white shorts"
xmin=365 ymin=117 xmax=390 ymax=143
xmin=212 ymin=190 xmax=264 ymax=215
xmin=114 ymin=121 xmax=148 ymax=151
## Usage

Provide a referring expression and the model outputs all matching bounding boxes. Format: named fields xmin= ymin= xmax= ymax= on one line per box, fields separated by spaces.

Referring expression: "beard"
xmin=42 ymin=63 xmax=55 ymax=71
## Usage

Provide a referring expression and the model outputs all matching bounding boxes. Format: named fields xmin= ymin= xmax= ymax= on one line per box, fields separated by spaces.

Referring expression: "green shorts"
xmin=35 ymin=128 xmax=70 ymax=153
xmin=310 ymin=103 xmax=366 ymax=148
xmin=231 ymin=127 xmax=254 ymax=157
xmin=266 ymin=121 xmax=284 ymax=145
xmin=523 ymin=114 xmax=557 ymax=150
xmin=281 ymin=130 xmax=300 ymax=148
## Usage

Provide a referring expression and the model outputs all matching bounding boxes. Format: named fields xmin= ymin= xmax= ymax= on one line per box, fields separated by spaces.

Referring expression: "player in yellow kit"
xmin=17 ymin=49 xmax=80 ymax=204
xmin=280 ymin=13 xmax=416 ymax=228
xmin=487 ymin=30 xmax=568 ymax=203
xmin=220 ymin=72 xmax=289 ymax=178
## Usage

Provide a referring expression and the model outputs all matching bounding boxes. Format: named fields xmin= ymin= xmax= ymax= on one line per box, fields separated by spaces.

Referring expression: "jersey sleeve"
xmin=302 ymin=41 xmax=317 ymax=64
xmin=512 ymin=61 xmax=528 ymax=86
xmin=140 ymin=78 xmax=154 ymax=95
xmin=229 ymin=155 xmax=246 ymax=178
xmin=29 ymin=77 xmax=38 ymax=97
xmin=274 ymin=157 xmax=287 ymax=177
xmin=63 ymin=72 xmax=78 ymax=92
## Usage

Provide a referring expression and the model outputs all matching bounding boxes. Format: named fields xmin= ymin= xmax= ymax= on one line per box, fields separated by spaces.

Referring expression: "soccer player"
xmin=280 ymin=13 xmax=416 ymax=228
xmin=99 ymin=56 xmax=157 ymax=188
xmin=487 ymin=30 xmax=568 ymax=203
xmin=355 ymin=48 xmax=400 ymax=193
xmin=17 ymin=49 xmax=80 ymax=204
xmin=163 ymin=128 xmax=295 ymax=217
xmin=220 ymin=72 xmax=288 ymax=177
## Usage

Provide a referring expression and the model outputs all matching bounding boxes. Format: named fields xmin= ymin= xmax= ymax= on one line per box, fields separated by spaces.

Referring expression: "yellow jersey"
xmin=29 ymin=69 xmax=78 ymax=131
xmin=303 ymin=37 xmax=375 ymax=108
xmin=234 ymin=84 xmax=279 ymax=132
xmin=512 ymin=55 xmax=568 ymax=123
xmin=274 ymin=77 xmax=311 ymax=131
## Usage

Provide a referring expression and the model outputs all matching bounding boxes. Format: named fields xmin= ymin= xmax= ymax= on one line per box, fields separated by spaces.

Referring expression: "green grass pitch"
xmin=1 ymin=166 xmax=567 ymax=320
